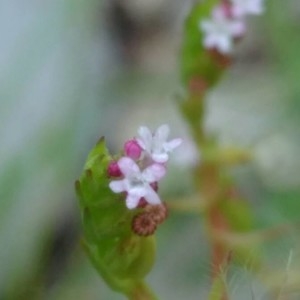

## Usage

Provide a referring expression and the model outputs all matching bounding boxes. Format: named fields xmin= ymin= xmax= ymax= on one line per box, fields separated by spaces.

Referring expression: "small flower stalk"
xmin=108 ymin=124 xmax=182 ymax=235
xmin=180 ymin=1 xmax=266 ymax=298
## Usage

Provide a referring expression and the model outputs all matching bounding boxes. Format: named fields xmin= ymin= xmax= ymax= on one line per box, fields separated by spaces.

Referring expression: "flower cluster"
xmin=200 ymin=0 xmax=265 ymax=54
xmin=108 ymin=124 xmax=182 ymax=210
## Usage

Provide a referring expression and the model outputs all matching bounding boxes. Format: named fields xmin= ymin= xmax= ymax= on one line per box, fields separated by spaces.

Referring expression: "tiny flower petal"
xmin=144 ymin=186 xmax=161 ymax=205
xmin=109 ymin=180 xmax=126 ymax=193
xmin=151 ymin=153 xmax=169 ymax=163
xmin=163 ymin=138 xmax=182 ymax=152
xmin=142 ymin=164 xmax=166 ymax=182
xmin=126 ymin=193 xmax=141 ymax=209
xmin=137 ymin=126 xmax=152 ymax=151
xmin=129 ymin=186 xmax=147 ymax=198
xmin=229 ymin=21 xmax=246 ymax=37
xmin=118 ymin=157 xmax=139 ymax=177
xmin=218 ymin=35 xmax=232 ymax=53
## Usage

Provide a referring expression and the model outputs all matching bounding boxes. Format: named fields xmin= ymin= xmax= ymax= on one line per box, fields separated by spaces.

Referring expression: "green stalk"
xmin=126 ymin=281 xmax=158 ymax=300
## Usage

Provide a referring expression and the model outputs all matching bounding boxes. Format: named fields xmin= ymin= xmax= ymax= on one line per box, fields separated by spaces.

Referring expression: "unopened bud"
xmin=107 ymin=160 xmax=122 ymax=177
xmin=124 ymin=139 xmax=142 ymax=160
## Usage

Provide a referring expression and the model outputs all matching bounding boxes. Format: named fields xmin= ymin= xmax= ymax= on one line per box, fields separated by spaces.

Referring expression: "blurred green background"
xmin=1 ymin=0 xmax=300 ymax=299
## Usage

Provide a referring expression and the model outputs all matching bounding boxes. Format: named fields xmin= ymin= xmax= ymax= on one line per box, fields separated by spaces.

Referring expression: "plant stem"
xmin=182 ymin=85 xmax=230 ymax=300
xmin=126 ymin=281 xmax=158 ymax=300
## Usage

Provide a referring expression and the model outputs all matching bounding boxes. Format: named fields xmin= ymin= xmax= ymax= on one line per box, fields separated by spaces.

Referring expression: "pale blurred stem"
xmin=181 ymin=93 xmax=229 ymax=300
xmin=199 ymin=160 xmax=230 ymax=300
xmin=199 ymin=159 xmax=230 ymax=300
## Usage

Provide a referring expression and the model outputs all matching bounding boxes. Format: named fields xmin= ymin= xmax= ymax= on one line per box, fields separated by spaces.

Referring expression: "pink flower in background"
xmin=200 ymin=6 xmax=246 ymax=54
xmin=137 ymin=124 xmax=182 ymax=163
xmin=230 ymin=0 xmax=264 ymax=17
xmin=109 ymin=157 xmax=165 ymax=209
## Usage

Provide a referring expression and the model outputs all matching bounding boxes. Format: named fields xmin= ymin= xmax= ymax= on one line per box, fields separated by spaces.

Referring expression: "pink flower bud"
xmin=107 ymin=160 xmax=122 ymax=177
xmin=124 ymin=139 xmax=142 ymax=160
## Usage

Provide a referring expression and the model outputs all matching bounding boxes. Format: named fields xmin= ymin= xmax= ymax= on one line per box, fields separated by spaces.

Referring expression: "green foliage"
xmin=76 ymin=138 xmax=156 ymax=297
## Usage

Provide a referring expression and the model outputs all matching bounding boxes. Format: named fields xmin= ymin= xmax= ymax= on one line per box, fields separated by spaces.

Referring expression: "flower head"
xmin=137 ymin=124 xmax=182 ymax=163
xmin=200 ymin=6 xmax=246 ymax=54
xmin=230 ymin=0 xmax=264 ymax=17
xmin=109 ymin=157 xmax=165 ymax=209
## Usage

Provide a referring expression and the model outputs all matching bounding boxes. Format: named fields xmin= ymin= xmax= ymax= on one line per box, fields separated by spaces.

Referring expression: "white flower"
xmin=230 ymin=0 xmax=264 ymax=17
xmin=200 ymin=6 xmax=246 ymax=54
xmin=137 ymin=124 xmax=182 ymax=163
xmin=109 ymin=157 xmax=166 ymax=209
